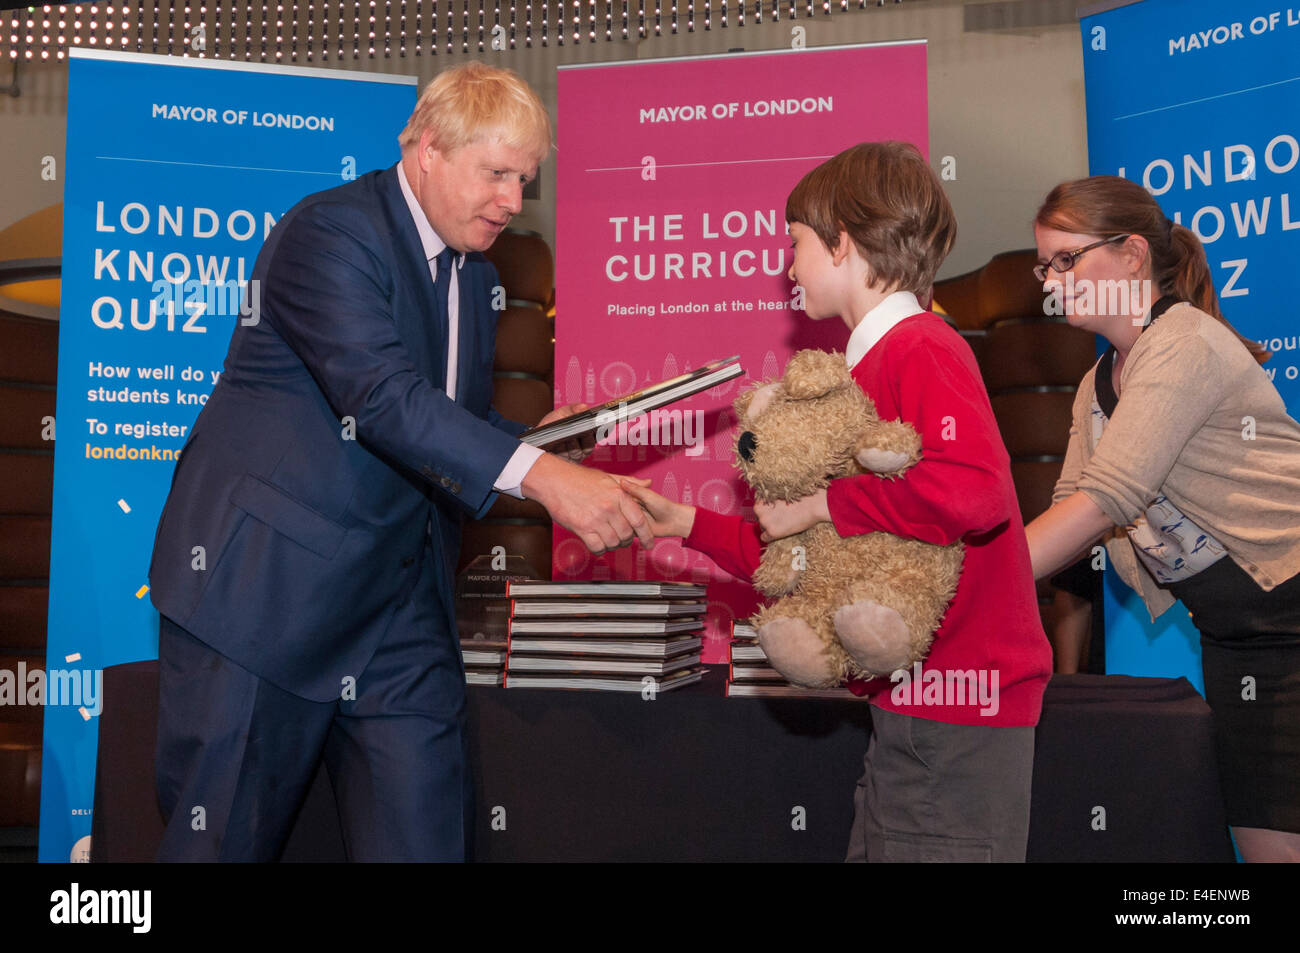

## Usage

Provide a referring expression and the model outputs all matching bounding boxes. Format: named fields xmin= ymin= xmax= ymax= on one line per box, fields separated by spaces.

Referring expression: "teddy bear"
xmin=734 ymin=348 xmax=964 ymax=688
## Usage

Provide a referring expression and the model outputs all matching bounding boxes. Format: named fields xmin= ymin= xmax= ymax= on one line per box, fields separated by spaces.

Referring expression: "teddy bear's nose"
xmin=738 ymin=430 xmax=758 ymax=462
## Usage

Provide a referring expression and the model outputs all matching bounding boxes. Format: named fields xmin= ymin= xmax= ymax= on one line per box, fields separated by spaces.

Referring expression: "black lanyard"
xmin=1094 ymin=295 xmax=1182 ymax=418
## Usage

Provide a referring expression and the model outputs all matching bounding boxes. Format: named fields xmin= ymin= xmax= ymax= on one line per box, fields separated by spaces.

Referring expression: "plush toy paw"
xmin=853 ymin=418 xmax=922 ymax=478
xmin=855 ymin=448 xmax=913 ymax=473
xmin=757 ymin=615 xmax=836 ymax=688
xmin=753 ymin=536 xmax=807 ymax=596
xmin=834 ymin=600 xmax=913 ymax=675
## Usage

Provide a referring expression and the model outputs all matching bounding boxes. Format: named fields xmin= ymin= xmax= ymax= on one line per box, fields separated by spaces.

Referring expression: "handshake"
xmin=519 ymin=401 xmax=695 ymax=555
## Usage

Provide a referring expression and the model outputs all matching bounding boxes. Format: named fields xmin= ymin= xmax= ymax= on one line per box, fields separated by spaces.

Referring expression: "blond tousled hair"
xmin=398 ymin=62 xmax=553 ymax=164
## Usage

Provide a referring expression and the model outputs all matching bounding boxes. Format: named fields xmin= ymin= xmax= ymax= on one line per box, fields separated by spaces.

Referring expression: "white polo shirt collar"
xmin=844 ymin=290 xmax=925 ymax=369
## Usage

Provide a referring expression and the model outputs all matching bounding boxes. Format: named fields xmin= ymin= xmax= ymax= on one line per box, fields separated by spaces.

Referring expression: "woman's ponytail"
xmin=1163 ymin=224 xmax=1270 ymax=363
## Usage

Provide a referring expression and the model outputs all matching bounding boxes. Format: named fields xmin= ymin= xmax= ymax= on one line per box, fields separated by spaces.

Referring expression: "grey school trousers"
xmin=845 ymin=706 xmax=1035 ymax=862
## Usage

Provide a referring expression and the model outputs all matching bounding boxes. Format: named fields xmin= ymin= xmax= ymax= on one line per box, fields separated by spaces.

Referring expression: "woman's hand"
xmin=619 ymin=480 xmax=696 ymax=540
xmin=754 ymin=490 xmax=831 ymax=542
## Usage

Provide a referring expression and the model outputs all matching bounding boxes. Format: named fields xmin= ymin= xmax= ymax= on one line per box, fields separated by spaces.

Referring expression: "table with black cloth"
xmin=91 ymin=664 xmax=1235 ymax=862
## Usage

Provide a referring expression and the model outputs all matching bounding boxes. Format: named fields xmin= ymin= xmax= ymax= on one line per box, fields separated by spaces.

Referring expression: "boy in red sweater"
xmin=624 ymin=141 xmax=1052 ymax=861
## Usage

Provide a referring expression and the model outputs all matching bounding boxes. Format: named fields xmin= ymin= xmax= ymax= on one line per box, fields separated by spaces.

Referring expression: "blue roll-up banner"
xmin=1079 ymin=1 xmax=1300 ymax=688
xmin=42 ymin=49 xmax=416 ymax=861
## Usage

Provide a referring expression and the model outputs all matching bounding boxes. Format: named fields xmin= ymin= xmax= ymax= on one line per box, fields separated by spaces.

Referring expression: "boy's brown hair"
xmin=786 ymin=141 xmax=956 ymax=297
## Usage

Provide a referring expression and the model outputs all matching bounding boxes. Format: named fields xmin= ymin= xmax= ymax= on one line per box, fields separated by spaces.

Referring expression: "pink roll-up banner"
xmin=555 ymin=42 xmax=929 ymax=663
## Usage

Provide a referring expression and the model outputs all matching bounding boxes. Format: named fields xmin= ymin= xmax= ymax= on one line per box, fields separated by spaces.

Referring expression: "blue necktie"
xmin=432 ymin=246 xmax=455 ymax=395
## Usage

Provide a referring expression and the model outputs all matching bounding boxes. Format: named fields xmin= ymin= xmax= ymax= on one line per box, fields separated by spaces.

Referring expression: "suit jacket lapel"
xmin=378 ymin=165 xmax=447 ymax=385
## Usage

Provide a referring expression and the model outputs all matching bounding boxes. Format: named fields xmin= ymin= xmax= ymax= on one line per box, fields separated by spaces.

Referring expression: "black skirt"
xmin=1165 ymin=556 xmax=1300 ymax=833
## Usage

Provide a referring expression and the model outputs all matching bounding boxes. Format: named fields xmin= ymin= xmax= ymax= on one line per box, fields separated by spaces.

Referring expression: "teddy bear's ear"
xmin=736 ymin=382 xmax=780 ymax=422
xmin=733 ymin=388 xmax=754 ymax=420
xmin=784 ymin=349 xmax=850 ymax=401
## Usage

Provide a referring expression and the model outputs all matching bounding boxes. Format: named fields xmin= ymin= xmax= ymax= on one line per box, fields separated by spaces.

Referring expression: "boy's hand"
xmin=755 ymin=490 xmax=831 ymax=542
xmin=620 ymin=480 xmax=694 ymax=541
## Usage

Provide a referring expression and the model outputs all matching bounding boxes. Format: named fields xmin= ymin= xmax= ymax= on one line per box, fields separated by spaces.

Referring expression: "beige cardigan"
xmin=1053 ymin=303 xmax=1300 ymax=621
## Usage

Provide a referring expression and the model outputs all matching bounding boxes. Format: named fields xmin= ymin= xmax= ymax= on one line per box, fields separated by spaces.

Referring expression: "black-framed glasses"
xmin=1033 ymin=234 xmax=1129 ymax=282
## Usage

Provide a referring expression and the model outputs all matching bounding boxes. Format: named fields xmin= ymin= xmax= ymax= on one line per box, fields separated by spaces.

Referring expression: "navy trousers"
xmin=154 ymin=540 xmax=472 ymax=861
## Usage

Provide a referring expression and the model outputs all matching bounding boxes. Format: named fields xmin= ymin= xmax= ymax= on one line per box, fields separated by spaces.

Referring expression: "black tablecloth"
xmin=91 ymin=664 xmax=1234 ymax=862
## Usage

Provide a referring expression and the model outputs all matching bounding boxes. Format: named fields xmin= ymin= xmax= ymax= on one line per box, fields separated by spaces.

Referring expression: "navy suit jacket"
xmin=149 ymin=165 xmax=526 ymax=702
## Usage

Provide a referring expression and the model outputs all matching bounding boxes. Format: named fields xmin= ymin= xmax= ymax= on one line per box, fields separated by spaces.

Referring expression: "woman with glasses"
xmin=1024 ymin=174 xmax=1300 ymax=862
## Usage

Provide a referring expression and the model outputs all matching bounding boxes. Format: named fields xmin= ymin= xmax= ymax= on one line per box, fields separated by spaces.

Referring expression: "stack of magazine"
xmin=457 ymin=553 xmax=540 ymax=687
xmin=462 ymin=638 xmax=508 ymax=687
xmin=726 ymin=622 xmax=868 ymax=699
xmin=504 ymin=581 xmax=709 ymax=693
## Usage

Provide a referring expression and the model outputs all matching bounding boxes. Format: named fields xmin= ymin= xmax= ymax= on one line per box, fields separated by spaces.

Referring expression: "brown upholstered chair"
xmin=982 ymin=319 xmax=1099 ymax=392
xmin=483 ymin=228 xmax=554 ymax=306
xmin=934 ymin=250 xmax=1096 ymax=519
xmin=460 ymin=228 xmax=557 ymax=578
xmin=934 ymin=250 xmax=1101 ymax=650
xmin=990 ymin=390 xmax=1078 ymax=460
xmin=0 ymin=206 xmax=60 ymax=835
xmin=493 ymin=305 xmax=554 ymax=378
xmin=0 ymin=408 xmax=55 ymax=822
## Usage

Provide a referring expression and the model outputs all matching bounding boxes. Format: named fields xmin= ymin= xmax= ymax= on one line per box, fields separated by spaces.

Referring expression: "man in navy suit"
xmin=148 ymin=63 xmax=649 ymax=861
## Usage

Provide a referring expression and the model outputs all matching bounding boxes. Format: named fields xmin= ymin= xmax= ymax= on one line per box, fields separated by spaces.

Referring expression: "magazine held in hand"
xmin=519 ymin=355 xmax=744 ymax=449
